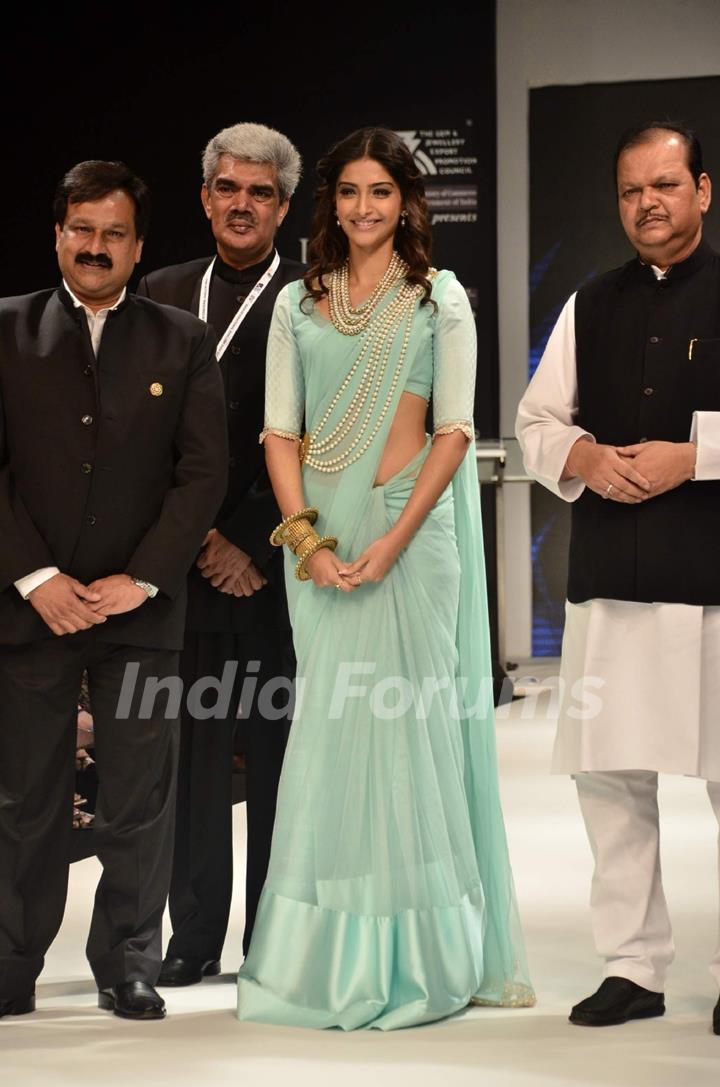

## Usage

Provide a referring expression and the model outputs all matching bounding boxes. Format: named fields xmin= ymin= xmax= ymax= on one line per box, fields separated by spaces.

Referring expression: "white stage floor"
xmin=4 ymin=661 xmax=720 ymax=1086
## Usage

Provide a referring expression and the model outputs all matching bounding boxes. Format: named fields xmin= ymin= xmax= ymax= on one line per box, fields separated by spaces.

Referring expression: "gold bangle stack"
xmin=270 ymin=507 xmax=339 ymax=582
xmin=280 ymin=518 xmax=317 ymax=554
xmin=295 ymin=535 xmax=338 ymax=581
xmin=270 ymin=508 xmax=318 ymax=548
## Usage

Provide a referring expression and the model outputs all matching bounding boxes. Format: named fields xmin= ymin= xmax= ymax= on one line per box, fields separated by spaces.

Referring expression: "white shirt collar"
xmin=63 ymin=280 xmax=126 ymax=314
xmin=63 ymin=281 xmax=127 ymax=355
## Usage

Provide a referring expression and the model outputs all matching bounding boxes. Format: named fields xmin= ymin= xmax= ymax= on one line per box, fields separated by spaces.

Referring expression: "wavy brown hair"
xmin=303 ymin=127 xmax=434 ymax=306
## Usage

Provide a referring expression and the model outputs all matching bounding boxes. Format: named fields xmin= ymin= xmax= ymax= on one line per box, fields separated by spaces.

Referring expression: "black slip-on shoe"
xmin=713 ymin=994 xmax=720 ymax=1036
xmin=569 ymin=976 xmax=665 ymax=1027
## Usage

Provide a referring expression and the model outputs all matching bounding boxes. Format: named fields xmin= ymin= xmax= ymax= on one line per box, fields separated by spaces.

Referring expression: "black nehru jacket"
xmin=136 ymin=250 xmax=305 ymax=634
xmin=570 ymin=239 xmax=720 ymax=606
xmin=0 ymin=287 xmax=228 ymax=647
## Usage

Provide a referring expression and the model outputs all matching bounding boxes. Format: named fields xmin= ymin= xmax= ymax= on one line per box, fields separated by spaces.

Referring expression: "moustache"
xmin=226 ymin=212 xmax=256 ymax=227
xmin=637 ymin=214 xmax=668 ymax=228
xmin=76 ymin=252 xmax=113 ymax=269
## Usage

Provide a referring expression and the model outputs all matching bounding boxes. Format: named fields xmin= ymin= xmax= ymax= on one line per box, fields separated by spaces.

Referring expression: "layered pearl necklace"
xmin=303 ymin=253 xmax=423 ymax=474
xmin=328 ymin=250 xmax=406 ymax=336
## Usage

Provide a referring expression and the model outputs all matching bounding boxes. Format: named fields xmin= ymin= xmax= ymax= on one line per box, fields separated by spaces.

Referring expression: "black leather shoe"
xmin=157 ymin=955 xmax=221 ymax=987
xmin=98 ymin=981 xmax=166 ymax=1020
xmin=570 ymin=977 xmax=665 ymax=1027
xmin=0 ymin=994 xmax=35 ymax=1019
xmin=713 ymin=995 xmax=720 ymax=1036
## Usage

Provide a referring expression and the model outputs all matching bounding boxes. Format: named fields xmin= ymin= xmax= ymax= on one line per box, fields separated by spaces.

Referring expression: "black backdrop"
xmin=1 ymin=6 xmax=499 ymax=437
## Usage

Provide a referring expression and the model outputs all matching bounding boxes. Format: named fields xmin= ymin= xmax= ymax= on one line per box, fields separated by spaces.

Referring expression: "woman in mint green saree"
xmin=236 ymin=127 xmax=533 ymax=1030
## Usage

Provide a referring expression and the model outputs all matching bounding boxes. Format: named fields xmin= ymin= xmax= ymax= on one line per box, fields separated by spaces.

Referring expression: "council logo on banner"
xmin=396 ymin=131 xmax=439 ymax=175
xmin=396 ymin=125 xmax=478 ymax=226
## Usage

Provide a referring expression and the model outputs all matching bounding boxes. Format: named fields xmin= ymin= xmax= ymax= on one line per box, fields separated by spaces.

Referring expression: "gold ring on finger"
xmin=605 ymin=483 xmax=613 ymax=497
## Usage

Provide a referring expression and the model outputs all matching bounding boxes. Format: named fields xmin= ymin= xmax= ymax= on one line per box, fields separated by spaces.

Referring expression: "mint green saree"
xmin=237 ymin=272 xmax=533 ymax=1029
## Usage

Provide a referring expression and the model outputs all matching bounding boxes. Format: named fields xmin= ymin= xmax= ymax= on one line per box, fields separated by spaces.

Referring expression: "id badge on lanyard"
xmin=198 ymin=251 xmax=281 ymax=361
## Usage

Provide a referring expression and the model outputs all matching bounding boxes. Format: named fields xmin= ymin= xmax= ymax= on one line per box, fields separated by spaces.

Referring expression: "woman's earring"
xmin=335 ymin=214 xmax=340 ymax=226
xmin=400 ymin=210 xmax=408 ymax=226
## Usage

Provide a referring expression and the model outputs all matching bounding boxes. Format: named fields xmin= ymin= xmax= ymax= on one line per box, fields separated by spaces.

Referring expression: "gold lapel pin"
xmin=150 ymin=382 xmax=164 ymax=397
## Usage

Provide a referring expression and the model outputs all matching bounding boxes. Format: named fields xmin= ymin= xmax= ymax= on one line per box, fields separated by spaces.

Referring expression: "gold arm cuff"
xmin=299 ymin=432 xmax=311 ymax=466
xmin=295 ymin=536 xmax=338 ymax=581
xmin=270 ymin=508 xmax=319 ymax=548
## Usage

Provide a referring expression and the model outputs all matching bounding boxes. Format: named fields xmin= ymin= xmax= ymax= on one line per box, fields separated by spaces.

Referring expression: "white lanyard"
xmin=198 ymin=250 xmax=281 ymax=360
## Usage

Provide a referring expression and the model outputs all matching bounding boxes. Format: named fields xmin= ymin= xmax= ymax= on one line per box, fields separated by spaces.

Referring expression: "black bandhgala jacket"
xmin=0 ymin=285 xmax=228 ymax=647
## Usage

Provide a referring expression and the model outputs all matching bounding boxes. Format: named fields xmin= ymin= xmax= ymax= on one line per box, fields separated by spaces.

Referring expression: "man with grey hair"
xmin=137 ymin=122 xmax=304 ymax=986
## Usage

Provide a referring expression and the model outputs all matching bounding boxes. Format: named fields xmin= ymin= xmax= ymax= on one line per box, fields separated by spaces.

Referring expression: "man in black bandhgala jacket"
xmin=0 ymin=161 xmax=227 ymax=1020
xmin=137 ymin=123 xmax=304 ymax=985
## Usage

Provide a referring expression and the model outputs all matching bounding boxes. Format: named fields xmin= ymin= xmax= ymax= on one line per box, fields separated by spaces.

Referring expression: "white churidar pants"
xmin=575 ymin=771 xmax=720 ymax=992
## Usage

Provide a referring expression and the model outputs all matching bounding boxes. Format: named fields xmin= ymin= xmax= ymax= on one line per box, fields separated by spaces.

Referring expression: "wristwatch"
xmin=131 ymin=577 xmax=159 ymax=599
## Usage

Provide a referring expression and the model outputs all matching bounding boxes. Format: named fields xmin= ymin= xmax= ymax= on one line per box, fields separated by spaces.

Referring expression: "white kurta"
xmin=516 ymin=290 xmax=720 ymax=780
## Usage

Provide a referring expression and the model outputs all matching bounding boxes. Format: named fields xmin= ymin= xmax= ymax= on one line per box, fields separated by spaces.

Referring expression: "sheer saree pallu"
xmin=238 ymin=273 xmax=533 ymax=1029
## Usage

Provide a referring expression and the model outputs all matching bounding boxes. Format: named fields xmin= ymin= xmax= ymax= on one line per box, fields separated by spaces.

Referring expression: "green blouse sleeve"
xmin=260 ymin=284 xmax=305 ymax=443
xmin=432 ymin=274 xmax=476 ymax=441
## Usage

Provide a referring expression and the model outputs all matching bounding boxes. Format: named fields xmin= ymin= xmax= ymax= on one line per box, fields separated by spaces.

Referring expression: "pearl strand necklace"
xmin=328 ymin=252 xmax=407 ymax=336
xmin=311 ymin=269 xmax=409 ymax=448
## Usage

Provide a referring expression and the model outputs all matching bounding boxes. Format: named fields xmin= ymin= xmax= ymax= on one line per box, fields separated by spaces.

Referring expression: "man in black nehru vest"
xmin=137 ymin=122 xmax=304 ymax=985
xmin=0 ymin=161 xmax=227 ymax=1020
xmin=518 ymin=122 xmax=720 ymax=1034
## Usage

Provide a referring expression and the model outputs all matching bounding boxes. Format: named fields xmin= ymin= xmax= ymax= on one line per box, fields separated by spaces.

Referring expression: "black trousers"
xmin=166 ymin=631 xmax=291 ymax=961
xmin=0 ymin=636 xmax=179 ymax=998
